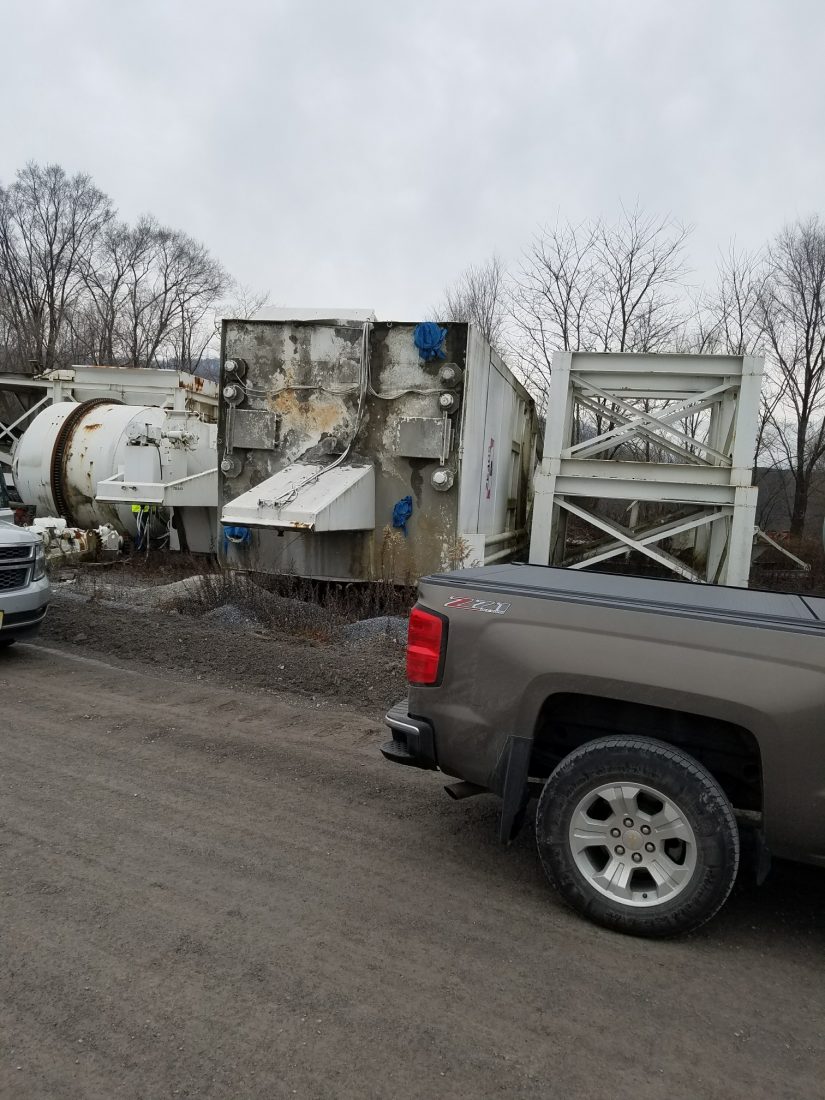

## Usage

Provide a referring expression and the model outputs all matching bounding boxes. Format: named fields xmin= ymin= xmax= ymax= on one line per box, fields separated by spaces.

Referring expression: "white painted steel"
xmin=13 ymin=402 xmax=218 ymax=549
xmin=221 ymin=463 xmax=376 ymax=531
xmin=457 ymin=327 xmax=536 ymax=561
xmin=529 ymin=352 xmax=764 ymax=587
xmin=1 ymin=366 xmax=220 ymax=551
xmin=13 ymin=402 xmax=161 ymax=530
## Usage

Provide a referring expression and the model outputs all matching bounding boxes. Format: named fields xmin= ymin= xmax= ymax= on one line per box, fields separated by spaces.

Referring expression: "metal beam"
xmin=0 ymin=394 xmax=50 ymax=446
xmin=529 ymin=351 xmax=765 ymax=587
xmin=566 ymin=508 xmax=729 ymax=569
xmin=567 ymin=381 xmax=736 ymax=463
xmin=555 ymin=497 xmax=702 ymax=581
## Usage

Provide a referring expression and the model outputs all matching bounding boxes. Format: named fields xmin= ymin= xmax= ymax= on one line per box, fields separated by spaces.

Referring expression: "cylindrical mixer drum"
xmin=13 ymin=401 xmax=165 ymax=531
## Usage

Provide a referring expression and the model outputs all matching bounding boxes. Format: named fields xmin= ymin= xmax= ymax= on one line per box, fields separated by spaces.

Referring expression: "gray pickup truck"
xmin=383 ymin=564 xmax=825 ymax=937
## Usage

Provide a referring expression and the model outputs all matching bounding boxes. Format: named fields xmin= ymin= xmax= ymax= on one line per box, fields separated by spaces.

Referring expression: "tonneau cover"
xmin=428 ymin=563 xmax=823 ymax=625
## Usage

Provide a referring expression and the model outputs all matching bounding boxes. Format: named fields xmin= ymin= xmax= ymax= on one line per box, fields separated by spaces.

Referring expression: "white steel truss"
xmin=529 ymin=352 xmax=765 ymax=587
xmin=0 ymin=366 xmax=218 ymax=467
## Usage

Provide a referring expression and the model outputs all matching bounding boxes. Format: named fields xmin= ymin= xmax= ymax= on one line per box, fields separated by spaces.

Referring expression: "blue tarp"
xmin=392 ymin=495 xmax=413 ymax=535
xmin=413 ymin=322 xmax=447 ymax=362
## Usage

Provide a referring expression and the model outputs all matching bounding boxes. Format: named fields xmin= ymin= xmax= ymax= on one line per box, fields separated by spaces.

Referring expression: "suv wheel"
xmin=536 ymin=736 xmax=739 ymax=937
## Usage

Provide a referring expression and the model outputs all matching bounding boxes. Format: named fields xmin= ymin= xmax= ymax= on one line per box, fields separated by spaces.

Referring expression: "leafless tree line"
xmin=437 ymin=208 xmax=825 ymax=536
xmin=0 ymin=162 xmax=235 ymax=377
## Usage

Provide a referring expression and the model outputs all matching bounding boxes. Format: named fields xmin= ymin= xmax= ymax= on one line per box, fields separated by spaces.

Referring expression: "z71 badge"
xmin=444 ymin=596 xmax=511 ymax=615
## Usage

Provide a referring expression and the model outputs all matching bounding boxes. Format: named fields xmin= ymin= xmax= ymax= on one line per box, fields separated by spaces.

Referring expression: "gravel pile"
xmin=340 ymin=616 xmax=408 ymax=645
xmin=41 ymin=592 xmax=407 ymax=711
xmin=202 ymin=603 xmax=261 ymax=628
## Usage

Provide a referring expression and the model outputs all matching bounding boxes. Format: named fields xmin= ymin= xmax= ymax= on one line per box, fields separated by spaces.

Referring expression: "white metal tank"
xmin=13 ymin=399 xmax=219 ymax=555
xmin=14 ymin=401 xmax=165 ymax=532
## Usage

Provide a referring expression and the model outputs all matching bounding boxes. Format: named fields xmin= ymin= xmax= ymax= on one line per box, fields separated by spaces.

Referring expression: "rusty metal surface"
xmin=50 ymin=399 xmax=122 ymax=527
xmin=231 ymin=408 xmax=281 ymax=450
xmin=218 ymin=321 xmax=466 ymax=582
xmin=395 ymin=417 xmax=446 ymax=460
xmin=217 ymin=320 xmax=537 ymax=583
xmin=3 ymin=366 xmax=218 ymax=416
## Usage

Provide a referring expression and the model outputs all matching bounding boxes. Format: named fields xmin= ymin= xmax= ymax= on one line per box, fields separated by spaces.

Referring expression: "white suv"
xmin=0 ymin=483 xmax=49 ymax=647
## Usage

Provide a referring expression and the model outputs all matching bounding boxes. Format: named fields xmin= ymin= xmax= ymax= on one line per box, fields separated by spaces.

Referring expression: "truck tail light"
xmin=407 ymin=606 xmax=447 ymax=686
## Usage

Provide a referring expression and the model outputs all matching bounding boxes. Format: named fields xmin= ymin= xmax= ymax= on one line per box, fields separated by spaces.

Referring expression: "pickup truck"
xmin=382 ymin=564 xmax=825 ymax=937
xmin=0 ymin=486 xmax=49 ymax=646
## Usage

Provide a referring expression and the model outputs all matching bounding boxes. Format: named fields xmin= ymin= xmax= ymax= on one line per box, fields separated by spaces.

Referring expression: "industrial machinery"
xmin=29 ymin=516 xmax=122 ymax=563
xmin=4 ymin=366 xmax=219 ymax=552
xmin=218 ymin=317 xmax=538 ymax=583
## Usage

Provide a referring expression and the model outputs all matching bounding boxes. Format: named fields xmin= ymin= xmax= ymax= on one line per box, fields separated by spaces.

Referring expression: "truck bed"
xmin=425 ymin=563 xmax=825 ymax=632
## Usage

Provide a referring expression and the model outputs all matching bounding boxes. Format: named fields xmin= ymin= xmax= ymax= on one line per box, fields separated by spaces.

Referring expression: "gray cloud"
xmin=1 ymin=0 xmax=823 ymax=316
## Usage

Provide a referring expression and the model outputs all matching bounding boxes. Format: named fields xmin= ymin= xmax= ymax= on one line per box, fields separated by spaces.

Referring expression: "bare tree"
xmin=78 ymin=217 xmax=156 ymax=364
xmin=759 ymin=217 xmax=825 ymax=536
xmin=0 ymin=163 xmax=112 ymax=371
xmin=708 ymin=245 xmax=768 ymax=355
xmin=224 ymin=282 xmax=270 ymax=320
xmin=76 ymin=217 xmax=228 ymax=371
xmin=510 ymin=209 xmax=690 ymax=403
xmin=591 ymin=206 xmax=690 ymax=353
xmin=159 ymin=233 xmax=229 ymax=372
xmin=510 ymin=218 xmax=599 ymax=398
xmin=435 ymin=255 xmax=508 ymax=353
xmin=693 ymin=245 xmax=784 ymax=468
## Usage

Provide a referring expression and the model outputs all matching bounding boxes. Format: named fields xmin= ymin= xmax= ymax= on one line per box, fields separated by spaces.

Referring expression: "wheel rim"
xmin=568 ymin=781 xmax=698 ymax=909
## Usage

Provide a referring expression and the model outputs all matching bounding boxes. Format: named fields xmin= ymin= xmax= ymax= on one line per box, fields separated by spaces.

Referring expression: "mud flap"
xmin=755 ymin=830 xmax=772 ymax=886
xmin=493 ymin=736 xmax=532 ymax=845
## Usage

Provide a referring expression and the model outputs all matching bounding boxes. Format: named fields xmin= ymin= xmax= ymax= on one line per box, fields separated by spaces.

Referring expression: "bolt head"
xmin=615 ymin=845 xmax=625 ymax=856
xmin=645 ymin=842 xmax=655 ymax=853
xmin=632 ymin=852 xmax=643 ymax=863
xmin=431 ymin=466 xmax=454 ymax=491
xmin=640 ymin=824 xmax=651 ymax=835
xmin=610 ymin=827 xmax=621 ymax=838
xmin=623 ymin=817 xmax=634 ymax=828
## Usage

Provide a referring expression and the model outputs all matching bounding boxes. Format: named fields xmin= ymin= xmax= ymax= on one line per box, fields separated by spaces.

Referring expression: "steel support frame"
xmin=0 ymin=366 xmax=217 ymax=428
xmin=0 ymin=366 xmax=218 ymax=470
xmin=0 ymin=394 xmax=50 ymax=461
xmin=529 ymin=352 xmax=764 ymax=587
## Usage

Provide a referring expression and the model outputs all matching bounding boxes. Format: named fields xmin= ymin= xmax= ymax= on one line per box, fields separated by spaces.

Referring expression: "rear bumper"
xmin=382 ymin=699 xmax=437 ymax=770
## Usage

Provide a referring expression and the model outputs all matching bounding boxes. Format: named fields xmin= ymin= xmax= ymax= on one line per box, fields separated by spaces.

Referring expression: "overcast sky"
xmin=1 ymin=0 xmax=823 ymax=318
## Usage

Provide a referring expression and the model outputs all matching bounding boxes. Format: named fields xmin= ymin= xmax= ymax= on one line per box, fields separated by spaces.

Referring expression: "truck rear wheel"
xmin=535 ymin=736 xmax=739 ymax=937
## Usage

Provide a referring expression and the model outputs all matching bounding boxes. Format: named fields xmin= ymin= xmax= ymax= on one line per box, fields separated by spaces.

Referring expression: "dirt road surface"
xmin=2 ymin=640 xmax=824 ymax=1099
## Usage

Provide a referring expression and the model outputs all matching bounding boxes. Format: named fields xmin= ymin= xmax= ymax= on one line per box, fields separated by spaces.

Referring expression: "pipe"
xmin=485 ymin=542 xmax=527 ymax=565
xmin=484 ymin=527 xmax=527 ymax=549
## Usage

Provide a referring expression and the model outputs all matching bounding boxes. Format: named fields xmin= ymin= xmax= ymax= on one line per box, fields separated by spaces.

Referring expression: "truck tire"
xmin=535 ymin=736 xmax=739 ymax=937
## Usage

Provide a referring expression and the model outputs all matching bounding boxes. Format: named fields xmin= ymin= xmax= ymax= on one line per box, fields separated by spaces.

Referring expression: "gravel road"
xmin=1 ymin=639 xmax=824 ymax=1099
